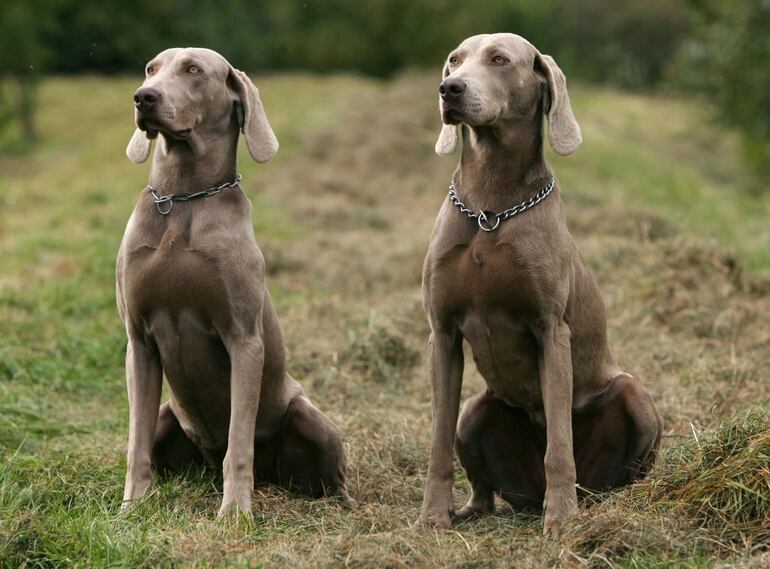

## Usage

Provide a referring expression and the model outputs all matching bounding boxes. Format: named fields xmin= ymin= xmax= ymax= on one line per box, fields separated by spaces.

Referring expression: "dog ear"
xmin=126 ymin=127 xmax=153 ymax=164
xmin=436 ymin=123 xmax=459 ymax=155
xmin=535 ymin=53 xmax=582 ymax=156
xmin=435 ymin=61 xmax=460 ymax=155
xmin=228 ymin=68 xmax=279 ymax=163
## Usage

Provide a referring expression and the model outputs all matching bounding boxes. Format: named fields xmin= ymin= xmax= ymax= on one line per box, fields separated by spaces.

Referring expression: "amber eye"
xmin=449 ymin=56 xmax=460 ymax=65
xmin=146 ymin=65 xmax=155 ymax=75
xmin=188 ymin=65 xmax=201 ymax=74
xmin=492 ymin=55 xmax=509 ymax=65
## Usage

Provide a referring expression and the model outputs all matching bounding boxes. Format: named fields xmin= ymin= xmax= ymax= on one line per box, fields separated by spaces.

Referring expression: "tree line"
xmin=0 ymin=0 xmax=767 ymax=186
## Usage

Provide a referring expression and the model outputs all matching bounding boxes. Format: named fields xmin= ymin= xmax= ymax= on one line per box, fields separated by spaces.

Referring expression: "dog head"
xmin=435 ymin=33 xmax=581 ymax=157
xmin=126 ymin=47 xmax=278 ymax=164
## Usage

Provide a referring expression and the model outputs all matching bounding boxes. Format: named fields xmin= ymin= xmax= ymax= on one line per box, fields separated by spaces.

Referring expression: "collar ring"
xmin=155 ymin=195 xmax=174 ymax=215
xmin=478 ymin=211 xmax=500 ymax=232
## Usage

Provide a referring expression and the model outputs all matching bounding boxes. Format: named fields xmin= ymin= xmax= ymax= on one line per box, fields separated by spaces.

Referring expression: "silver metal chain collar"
xmin=147 ymin=174 xmax=242 ymax=215
xmin=448 ymin=177 xmax=555 ymax=232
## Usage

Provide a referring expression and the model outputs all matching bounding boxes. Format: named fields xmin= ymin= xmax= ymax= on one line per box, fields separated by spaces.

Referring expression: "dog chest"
xmin=429 ymin=236 xmax=548 ymax=320
xmin=459 ymin=311 xmax=544 ymax=406
xmin=426 ymin=236 xmax=556 ymax=407
xmin=124 ymin=244 xmax=226 ymax=317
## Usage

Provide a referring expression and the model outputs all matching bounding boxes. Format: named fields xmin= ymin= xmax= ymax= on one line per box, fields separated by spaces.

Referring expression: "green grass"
xmin=0 ymin=72 xmax=768 ymax=567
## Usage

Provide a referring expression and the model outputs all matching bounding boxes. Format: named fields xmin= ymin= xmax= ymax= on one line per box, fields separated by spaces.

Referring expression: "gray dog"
xmin=118 ymin=48 xmax=354 ymax=517
xmin=419 ymin=34 xmax=662 ymax=535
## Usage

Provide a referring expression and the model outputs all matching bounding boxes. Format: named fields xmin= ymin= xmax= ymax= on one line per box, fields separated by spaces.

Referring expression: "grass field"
xmin=0 ymin=72 xmax=768 ymax=568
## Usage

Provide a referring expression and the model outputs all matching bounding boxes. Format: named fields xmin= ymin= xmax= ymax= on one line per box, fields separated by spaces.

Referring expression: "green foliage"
xmin=0 ymin=0 xmax=53 ymax=142
xmin=0 ymin=0 xmax=692 ymax=82
xmin=676 ymin=0 xmax=770 ymax=187
xmin=0 ymin=0 xmax=51 ymax=74
xmin=559 ymin=0 xmax=691 ymax=88
xmin=0 ymin=0 xmax=696 ymax=147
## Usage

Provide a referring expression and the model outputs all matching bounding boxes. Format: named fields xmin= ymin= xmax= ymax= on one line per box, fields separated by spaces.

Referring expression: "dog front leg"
xmin=218 ymin=335 xmax=264 ymax=518
xmin=419 ymin=327 xmax=464 ymax=529
xmin=539 ymin=319 xmax=578 ymax=536
xmin=122 ymin=335 xmax=162 ymax=508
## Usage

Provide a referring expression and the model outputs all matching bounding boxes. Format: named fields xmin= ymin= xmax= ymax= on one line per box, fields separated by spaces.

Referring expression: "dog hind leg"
xmin=262 ymin=394 xmax=356 ymax=507
xmin=151 ymin=401 xmax=205 ymax=474
xmin=573 ymin=374 xmax=662 ymax=490
xmin=456 ymin=390 xmax=547 ymax=517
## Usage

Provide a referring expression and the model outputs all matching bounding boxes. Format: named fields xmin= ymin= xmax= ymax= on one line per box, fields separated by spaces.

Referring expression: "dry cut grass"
xmin=564 ymin=407 xmax=769 ymax=567
xmin=0 ymin=71 xmax=768 ymax=568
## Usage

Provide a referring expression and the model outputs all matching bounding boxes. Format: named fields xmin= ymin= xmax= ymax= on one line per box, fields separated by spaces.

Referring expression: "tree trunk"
xmin=16 ymin=73 xmax=37 ymax=143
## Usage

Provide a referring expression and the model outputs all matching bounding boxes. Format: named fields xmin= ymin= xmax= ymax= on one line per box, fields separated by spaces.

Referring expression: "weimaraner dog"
xmin=419 ymin=34 xmax=662 ymax=535
xmin=117 ymin=47 xmax=354 ymax=516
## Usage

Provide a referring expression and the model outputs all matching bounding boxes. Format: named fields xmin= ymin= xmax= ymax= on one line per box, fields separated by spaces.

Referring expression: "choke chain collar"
xmin=448 ymin=177 xmax=555 ymax=232
xmin=147 ymin=174 xmax=242 ymax=215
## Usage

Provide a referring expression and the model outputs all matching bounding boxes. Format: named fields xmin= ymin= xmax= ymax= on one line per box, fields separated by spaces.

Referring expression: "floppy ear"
xmin=436 ymin=123 xmax=459 ymax=155
xmin=126 ymin=127 xmax=152 ymax=163
xmin=228 ymin=68 xmax=279 ymax=163
xmin=435 ymin=61 xmax=460 ymax=156
xmin=535 ymin=53 xmax=582 ymax=156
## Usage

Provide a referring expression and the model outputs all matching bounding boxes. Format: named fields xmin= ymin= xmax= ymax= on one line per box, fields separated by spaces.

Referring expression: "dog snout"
xmin=439 ymin=78 xmax=466 ymax=102
xmin=133 ymin=87 xmax=161 ymax=111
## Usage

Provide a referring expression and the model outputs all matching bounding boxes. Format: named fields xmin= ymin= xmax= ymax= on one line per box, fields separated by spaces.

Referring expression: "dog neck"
xmin=454 ymin=115 xmax=552 ymax=211
xmin=148 ymin=118 xmax=240 ymax=196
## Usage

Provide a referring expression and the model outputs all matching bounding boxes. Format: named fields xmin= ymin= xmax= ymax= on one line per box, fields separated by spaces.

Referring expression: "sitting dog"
xmin=418 ymin=34 xmax=662 ymax=535
xmin=118 ymin=48 xmax=354 ymax=516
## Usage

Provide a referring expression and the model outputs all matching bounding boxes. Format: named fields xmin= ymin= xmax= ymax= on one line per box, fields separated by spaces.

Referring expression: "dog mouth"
xmin=441 ymin=106 xmax=500 ymax=127
xmin=442 ymin=108 xmax=465 ymax=125
xmin=172 ymin=128 xmax=192 ymax=139
xmin=136 ymin=116 xmax=192 ymax=140
xmin=135 ymin=116 xmax=159 ymax=139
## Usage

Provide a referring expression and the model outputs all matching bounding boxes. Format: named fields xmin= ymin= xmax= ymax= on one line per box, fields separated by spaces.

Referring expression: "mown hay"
xmin=632 ymin=407 xmax=770 ymax=545
xmin=343 ymin=318 xmax=420 ymax=384
xmin=560 ymin=508 xmax=713 ymax=567
xmin=564 ymin=408 xmax=770 ymax=566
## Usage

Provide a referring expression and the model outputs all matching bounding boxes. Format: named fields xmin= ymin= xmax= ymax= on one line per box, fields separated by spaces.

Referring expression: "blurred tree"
xmin=0 ymin=0 xmax=52 ymax=142
xmin=677 ymin=0 xmax=770 ymax=187
xmin=42 ymin=0 xmax=179 ymax=71
xmin=0 ymin=0 xmax=695 ymax=154
xmin=559 ymin=0 xmax=691 ymax=88
xmin=0 ymin=0 xmax=690 ymax=82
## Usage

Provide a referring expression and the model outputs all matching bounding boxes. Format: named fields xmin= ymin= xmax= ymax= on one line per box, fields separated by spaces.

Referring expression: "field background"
xmin=0 ymin=70 xmax=768 ymax=568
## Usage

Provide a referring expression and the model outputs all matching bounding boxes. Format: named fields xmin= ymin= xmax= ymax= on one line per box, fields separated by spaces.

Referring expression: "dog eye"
xmin=492 ymin=55 xmax=509 ymax=65
xmin=449 ymin=56 xmax=460 ymax=65
xmin=187 ymin=65 xmax=201 ymax=74
xmin=146 ymin=65 xmax=155 ymax=75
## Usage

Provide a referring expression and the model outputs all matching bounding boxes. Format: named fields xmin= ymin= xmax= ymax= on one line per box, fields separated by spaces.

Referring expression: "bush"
xmin=675 ymin=0 xmax=770 ymax=188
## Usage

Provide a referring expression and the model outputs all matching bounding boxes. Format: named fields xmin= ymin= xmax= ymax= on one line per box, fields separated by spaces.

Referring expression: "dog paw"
xmin=119 ymin=491 xmax=152 ymax=514
xmin=453 ymin=503 xmax=491 ymax=522
xmin=119 ymin=499 xmax=136 ymax=513
xmin=121 ymin=473 xmax=152 ymax=512
xmin=217 ymin=497 xmax=253 ymax=520
xmin=542 ymin=488 xmax=578 ymax=538
xmin=542 ymin=513 xmax=565 ymax=538
xmin=418 ymin=508 xmax=453 ymax=529
xmin=338 ymin=492 xmax=359 ymax=510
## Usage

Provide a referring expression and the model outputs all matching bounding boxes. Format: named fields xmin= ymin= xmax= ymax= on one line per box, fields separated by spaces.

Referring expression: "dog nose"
xmin=133 ymin=87 xmax=161 ymax=110
xmin=439 ymin=78 xmax=466 ymax=101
